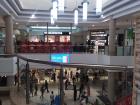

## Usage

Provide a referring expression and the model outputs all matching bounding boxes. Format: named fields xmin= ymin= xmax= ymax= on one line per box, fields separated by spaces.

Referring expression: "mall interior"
xmin=0 ymin=0 xmax=140 ymax=105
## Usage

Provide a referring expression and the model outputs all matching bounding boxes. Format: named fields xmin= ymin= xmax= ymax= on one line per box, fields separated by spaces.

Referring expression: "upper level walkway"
xmin=0 ymin=42 xmax=134 ymax=56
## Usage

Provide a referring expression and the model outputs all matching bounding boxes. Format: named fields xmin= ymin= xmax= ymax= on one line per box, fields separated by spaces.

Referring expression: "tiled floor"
xmin=10 ymin=79 xmax=107 ymax=105
xmin=0 ymin=97 xmax=13 ymax=105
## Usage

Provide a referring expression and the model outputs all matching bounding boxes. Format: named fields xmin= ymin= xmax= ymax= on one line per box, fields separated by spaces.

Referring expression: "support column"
xmin=4 ymin=15 xmax=14 ymax=54
xmin=17 ymin=58 xmax=20 ymax=92
xmin=108 ymin=72 xmax=115 ymax=104
xmin=109 ymin=18 xmax=116 ymax=56
xmin=133 ymin=18 xmax=140 ymax=105
xmin=60 ymin=66 xmax=64 ymax=105
xmin=26 ymin=62 xmax=30 ymax=104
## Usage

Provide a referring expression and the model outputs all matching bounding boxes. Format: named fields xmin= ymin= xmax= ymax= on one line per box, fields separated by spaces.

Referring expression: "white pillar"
xmin=108 ymin=72 xmax=115 ymax=104
xmin=109 ymin=18 xmax=116 ymax=56
xmin=4 ymin=15 xmax=14 ymax=54
xmin=133 ymin=18 xmax=140 ymax=105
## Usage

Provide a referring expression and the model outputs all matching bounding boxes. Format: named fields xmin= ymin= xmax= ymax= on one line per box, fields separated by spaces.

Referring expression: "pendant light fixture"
xmin=96 ymin=0 xmax=102 ymax=13
xmin=58 ymin=0 xmax=64 ymax=12
xmin=83 ymin=0 xmax=88 ymax=21
xmin=50 ymin=9 xmax=55 ymax=25
xmin=74 ymin=0 xmax=78 ymax=26
xmin=52 ymin=0 xmax=58 ymax=20
xmin=74 ymin=9 xmax=78 ymax=26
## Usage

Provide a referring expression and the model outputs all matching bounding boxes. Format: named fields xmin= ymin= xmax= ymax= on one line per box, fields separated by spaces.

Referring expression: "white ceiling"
xmin=0 ymin=0 xmax=140 ymax=30
xmin=19 ymin=0 xmax=96 ymax=12
xmin=19 ymin=0 xmax=111 ymax=11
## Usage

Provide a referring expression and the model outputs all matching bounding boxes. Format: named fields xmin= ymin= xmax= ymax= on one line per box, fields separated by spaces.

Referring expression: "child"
xmin=50 ymin=91 xmax=54 ymax=105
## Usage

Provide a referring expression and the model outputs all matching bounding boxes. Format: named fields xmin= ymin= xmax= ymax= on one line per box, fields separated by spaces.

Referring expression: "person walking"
xmin=65 ymin=79 xmax=68 ymax=90
xmin=45 ymin=80 xmax=49 ymax=92
xmin=79 ymin=83 xmax=84 ymax=99
xmin=34 ymin=83 xmax=38 ymax=96
xmin=70 ymin=71 xmax=73 ymax=79
xmin=50 ymin=91 xmax=54 ymax=105
xmin=40 ymin=84 xmax=45 ymax=99
xmin=52 ymin=72 xmax=56 ymax=82
xmin=30 ymin=82 xmax=34 ymax=97
xmin=14 ymin=75 xmax=18 ymax=86
xmin=72 ymin=76 xmax=76 ymax=85
xmin=101 ymin=82 xmax=105 ymax=96
xmin=73 ymin=85 xmax=77 ymax=101
xmin=76 ymin=72 xmax=79 ymax=81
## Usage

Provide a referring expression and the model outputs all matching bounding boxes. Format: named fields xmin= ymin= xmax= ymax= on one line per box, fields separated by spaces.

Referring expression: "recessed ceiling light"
xmin=92 ymin=24 xmax=95 ymax=27
xmin=30 ymin=14 xmax=35 ymax=18
xmin=16 ymin=22 xmax=18 ymax=25
xmin=101 ymin=15 xmax=104 ymax=18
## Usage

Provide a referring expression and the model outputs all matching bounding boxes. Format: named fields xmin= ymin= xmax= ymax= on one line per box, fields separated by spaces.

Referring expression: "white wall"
xmin=110 ymin=56 xmax=134 ymax=66
xmin=19 ymin=53 xmax=134 ymax=66
xmin=19 ymin=53 xmax=51 ymax=69
xmin=70 ymin=54 xmax=110 ymax=65
xmin=0 ymin=57 xmax=17 ymax=76
xmin=20 ymin=53 xmax=50 ymax=61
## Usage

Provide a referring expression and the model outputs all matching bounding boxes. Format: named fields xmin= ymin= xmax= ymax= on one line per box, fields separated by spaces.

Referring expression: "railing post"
xmin=60 ymin=66 xmax=64 ymax=105
xmin=26 ymin=62 xmax=30 ymax=104
xmin=125 ymin=67 xmax=128 ymax=95
xmin=17 ymin=58 xmax=20 ymax=92
xmin=123 ymin=46 xmax=125 ymax=56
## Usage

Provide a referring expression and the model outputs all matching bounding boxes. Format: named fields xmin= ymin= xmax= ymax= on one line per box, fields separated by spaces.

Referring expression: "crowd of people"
xmin=19 ymin=68 xmax=93 ymax=105
xmin=29 ymin=79 xmax=55 ymax=105
xmin=63 ymin=70 xmax=90 ymax=105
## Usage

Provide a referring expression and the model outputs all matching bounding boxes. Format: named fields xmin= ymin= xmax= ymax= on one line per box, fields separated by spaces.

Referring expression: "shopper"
xmin=52 ymin=72 xmax=56 ymax=82
xmin=50 ymin=91 xmax=54 ymax=105
xmin=76 ymin=71 xmax=79 ymax=81
xmin=30 ymin=82 xmax=34 ymax=97
xmin=85 ymin=75 xmax=89 ymax=84
xmin=101 ymin=82 xmax=105 ymax=96
xmin=34 ymin=83 xmax=38 ymax=96
xmin=73 ymin=85 xmax=77 ymax=101
xmin=70 ymin=71 xmax=73 ymax=79
xmin=14 ymin=75 xmax=18 ymax=86
xmin=72 ymin=76 xmax=76 ymax=85
xmin=79 ymin=83 xmax=84 ymax=99
xmin=45 ymin=80 xmax=49 ymax=92
xmin=65 ymin=79 xmax=68 ymax=90
xmin=40 ymin=84 xmax=45 ymax=99
xmin=65 ymin=70 xmax=67 ymax=77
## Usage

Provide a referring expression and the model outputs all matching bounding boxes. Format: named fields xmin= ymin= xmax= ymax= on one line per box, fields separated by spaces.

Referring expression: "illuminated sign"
xmin=51 ymin=54 xmax=70 ymax=63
